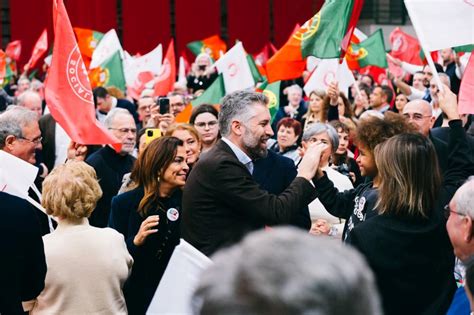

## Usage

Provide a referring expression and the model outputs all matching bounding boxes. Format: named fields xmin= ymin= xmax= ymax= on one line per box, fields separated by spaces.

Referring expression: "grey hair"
xmin=16 ymin=90 xmax=42 ymax=107
xmin=192 ymin=227 xmax=382 ymax=315
xmin=287 ymin=84 xmax=303 ymax=95
xmin=302 ymin=122 xmax=339 ymax=153
xmin=455 ymin=176 xmax=474 ymax=218
xmin=104 ymin=107 xmax=132 ymax=129
xmin=0 ymin=106 xmax=38 ymax=149
xmin=218 ymin=90 xmax=268 ymax=137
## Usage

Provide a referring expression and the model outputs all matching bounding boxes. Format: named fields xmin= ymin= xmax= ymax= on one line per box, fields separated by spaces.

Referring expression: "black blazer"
xmin=182 ymin=140 xmax=317 ymax=256
xmin=109 ymin=187 xmax=182 ymax=315
xmin=0 ymin=192 xmax=47 ymax=314
xmin=253 ymin=150 xmax=311 ymax=230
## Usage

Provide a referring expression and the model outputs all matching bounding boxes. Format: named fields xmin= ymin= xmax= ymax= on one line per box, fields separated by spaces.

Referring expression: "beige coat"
xmin=24 ymin=219 xmax=133 ymax=314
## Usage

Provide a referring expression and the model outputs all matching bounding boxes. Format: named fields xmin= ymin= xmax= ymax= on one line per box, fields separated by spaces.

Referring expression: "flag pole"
xmin=422 ymin=46 xmax=444 ymax=92
xmin=404 ymin=0 xmax=444 ymax=92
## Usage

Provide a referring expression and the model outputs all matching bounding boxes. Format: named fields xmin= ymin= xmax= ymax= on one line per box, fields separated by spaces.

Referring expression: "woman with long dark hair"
xmin=109 ymin=137 xmax=189 ymax=314
xmin=345 ymin=88 xmax=474 ymax=315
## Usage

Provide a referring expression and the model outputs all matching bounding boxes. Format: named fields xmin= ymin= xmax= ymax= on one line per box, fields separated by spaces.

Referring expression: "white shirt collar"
xmin=221 ymin=137 xmax=253 ymax=174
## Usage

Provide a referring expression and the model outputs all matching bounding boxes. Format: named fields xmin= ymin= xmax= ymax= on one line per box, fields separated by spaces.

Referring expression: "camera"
xmin=158 ymin=97 xmax=170 ymax=115
xmin=198 ymin=65 xmax=207 ymax=71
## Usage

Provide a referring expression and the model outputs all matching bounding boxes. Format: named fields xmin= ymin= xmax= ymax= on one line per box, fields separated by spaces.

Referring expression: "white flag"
xmin=146 ymin=239 xmax=213 ymax=315
xmin=304 ymin=58 xmax=355 ymax=97
xmin=404 ymin=0 xmax=474 ymax=51
xmin=90 ymin=29 xmax=123 ymax=69
xmin=214 ymin=42 xmax=254 ymax=94
xmin=177 ymin=56 xmax=187 ymax=87
xmin=123 ymin=44 xmax=162 ymax=87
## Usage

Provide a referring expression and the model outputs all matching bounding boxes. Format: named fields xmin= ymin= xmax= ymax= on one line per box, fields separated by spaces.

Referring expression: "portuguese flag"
xmin=346 ymin=29 xmax=388 ymax=69
xmin=266 ymin=0 xmax=364 ymax=83
xmin=88 ymin=51 xmax=126 ymax=91
xmin=74 ymin=27 xmax=104 ymax=69
xmin=187 ymin=35 xmax=227 ymax=61
xmin=257 ymin=80 xmax=281 ymax=122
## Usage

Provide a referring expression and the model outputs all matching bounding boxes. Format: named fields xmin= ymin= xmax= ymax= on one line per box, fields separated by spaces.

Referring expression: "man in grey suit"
xmin=182 ymin=90 xmax=327 ymax=256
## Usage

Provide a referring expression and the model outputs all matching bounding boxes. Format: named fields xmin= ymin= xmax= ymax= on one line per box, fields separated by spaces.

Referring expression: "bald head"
xmin=402 ymin=100 xmax=434 ymax=137
xmin=17 ymin=91 xmax=42 ymax=120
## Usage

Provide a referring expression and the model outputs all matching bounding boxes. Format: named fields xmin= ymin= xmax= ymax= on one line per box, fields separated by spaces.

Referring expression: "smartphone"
xmin=198 ymin=65 xmax=206 ymax=71
xmin=145 ymin=128 xmax=162 ymax=145
xmin=158 ymin=97 xmax=170 ymax=115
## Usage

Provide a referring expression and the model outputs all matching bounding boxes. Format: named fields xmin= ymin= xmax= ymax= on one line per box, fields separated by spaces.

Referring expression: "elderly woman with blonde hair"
xmin=24 ymin=161 xmax=133 ymax=314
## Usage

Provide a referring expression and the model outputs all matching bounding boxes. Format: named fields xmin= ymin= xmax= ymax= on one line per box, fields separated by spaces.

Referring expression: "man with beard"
xmin=182 ymin=90 xmax=327 ymax=256
xmin=86 ymin=108 xmax=136 ymax=227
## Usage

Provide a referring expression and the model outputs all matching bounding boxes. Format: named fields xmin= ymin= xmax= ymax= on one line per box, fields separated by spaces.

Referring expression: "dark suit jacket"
xmin=182 ymin=140 xmax=317 ymax=256
xmin=0 ymin=192 xmax=47 ymax=314
xmin=86 ymin=146 xmax=135 ymax=228
xmin=39 ymin=114 xmax=56 ymax=173
xmin=253 ymin=150 xmax=311 ymax=230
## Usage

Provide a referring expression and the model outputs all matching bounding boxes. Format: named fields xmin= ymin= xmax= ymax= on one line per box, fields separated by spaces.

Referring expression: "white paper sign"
xmin=0 ymin=150 xmax=38 ymax=198
xmin=146 ymin=239 xmax=213 ymax=315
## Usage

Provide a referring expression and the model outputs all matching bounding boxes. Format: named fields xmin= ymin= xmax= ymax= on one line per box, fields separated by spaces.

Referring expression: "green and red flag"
xmin=187 ymin=35 xmax=227 ymax=61
xmin=346 ymin=29 xmax=388 ymax=69
xmin=74 ymin=27 xmax=104 ymax=69
xmin=266 ymin=0 xmax=364 ymax=83
xmin=257 ymin=80 xmax=281 ymax=122
xmin=265 ymin=24 xmax=306 ymax=83
xmin=88 ymin=51 xmax=126 ymax=91
xmin=301 ymin=0 xmax=364 ymax=59
xmin=453 ymin=44 xmax=474 ymax=54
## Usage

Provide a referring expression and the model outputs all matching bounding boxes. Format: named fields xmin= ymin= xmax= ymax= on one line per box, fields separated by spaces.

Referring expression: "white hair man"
xmin=17 ymin=91 xmax=43 ymax=120
xmin=193 ymin=227 xmax=382 ymax=315
xmin=85 ymin=108 xmax=136 ymax=228
xmin=446 ymin=178 xmax=474 ymax=314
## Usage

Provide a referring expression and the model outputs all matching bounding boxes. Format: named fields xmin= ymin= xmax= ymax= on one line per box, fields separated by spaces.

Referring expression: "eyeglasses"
xmin=18 ymin=136 xmax=43 ymax=144
xmin=195 ymin=121 xmax=218 ymax=129
xmin=138 ymin=104 xmax=156 ymax=112
xmin=402 ymin=113 xmax=432 ymax=121
xmin=444 ymin=204 xmax=466 ymax=219
xmin=109 ymin=128 xmax=137 ymax=134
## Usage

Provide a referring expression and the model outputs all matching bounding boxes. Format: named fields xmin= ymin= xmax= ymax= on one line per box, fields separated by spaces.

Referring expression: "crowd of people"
xmin=0 ymin=43 xmax=473 ymax=315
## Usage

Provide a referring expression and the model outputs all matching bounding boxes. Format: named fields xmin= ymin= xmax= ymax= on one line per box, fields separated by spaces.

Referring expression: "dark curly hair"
xmin=355 ymin=111 xmax=417 ymax=154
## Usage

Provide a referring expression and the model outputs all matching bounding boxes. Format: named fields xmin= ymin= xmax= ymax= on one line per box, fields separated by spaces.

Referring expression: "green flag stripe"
xmin=191 ymin=74 xmax=225 ymax=107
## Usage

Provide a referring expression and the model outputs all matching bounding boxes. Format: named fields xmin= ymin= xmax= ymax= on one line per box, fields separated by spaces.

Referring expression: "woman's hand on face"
xmin=133 ymin=215 xmax=159 ymax=246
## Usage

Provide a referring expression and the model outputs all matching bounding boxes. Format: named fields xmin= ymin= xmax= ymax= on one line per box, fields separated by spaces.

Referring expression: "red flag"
xmin=154 ymin=39 xmax=176 ymax=97
xmin=360 ymin=65 xmax=387 ymax=85
xmin=266 ymin=24 xmax=306 ymax=83
xmin=389 ymin=27 xmax=423 ymax=65
xmin=45 ymin=0 xmax=121 ymax=151
xmin=5 ymin=40 xmax=22 ymax=61
xmin=25 ymin=29 xmax=48 ymax=70
xmin=458 ymin=52 xmax=474 ymax=115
